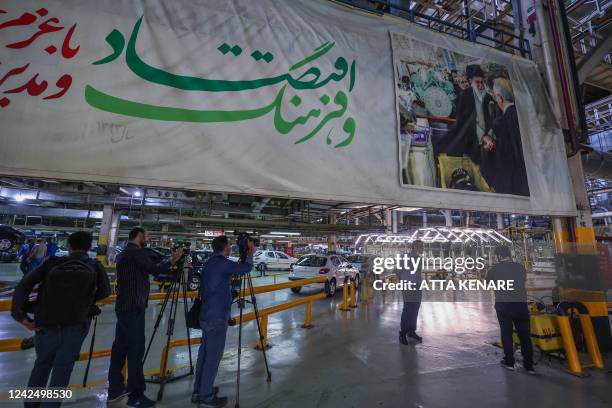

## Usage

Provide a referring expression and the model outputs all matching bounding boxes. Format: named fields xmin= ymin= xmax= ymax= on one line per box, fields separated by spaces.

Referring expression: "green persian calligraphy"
xmin=85 ymin=16 xmax=357 ymax=148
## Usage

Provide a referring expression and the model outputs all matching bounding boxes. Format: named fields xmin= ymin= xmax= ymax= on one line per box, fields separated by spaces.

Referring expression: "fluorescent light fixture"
xmin=14 ymin=193 xmax=36 ymax=202
xmin=270 ymin=231 xmax=301 ymax=236
xmin=133 ymin=190 xmax=142 ymax=197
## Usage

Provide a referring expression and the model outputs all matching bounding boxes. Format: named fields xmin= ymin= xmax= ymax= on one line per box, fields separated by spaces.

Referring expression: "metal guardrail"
xmin=335 ymin=0 xmax=532 ymax=59
xmin=0 ymin=275 xmax=343 ymax=389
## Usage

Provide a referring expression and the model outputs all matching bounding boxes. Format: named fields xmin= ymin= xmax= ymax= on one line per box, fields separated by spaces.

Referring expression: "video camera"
xmin=233 ymin=230 xmax=260 ymax=263
xmin=160 ymin=241 xmax=192 ymax=282
xmin=173 ymin=241 xmax=191 ymax=260
xmin=230 ymin=231 xmax=260 ymax=304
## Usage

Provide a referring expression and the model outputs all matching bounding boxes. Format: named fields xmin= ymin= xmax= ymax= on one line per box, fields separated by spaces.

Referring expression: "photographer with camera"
xmin=107 ymin=227 xmax=183 ymax=408
xmin=193 ymin=235 xmax=255 ymax=408
xmin=11 ymin=231 xmax=111 ymax=407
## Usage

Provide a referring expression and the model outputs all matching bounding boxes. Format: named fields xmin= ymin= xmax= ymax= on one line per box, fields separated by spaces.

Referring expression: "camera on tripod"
xmin=230 ymin=231 xmax=272 ymax=401
xmin=172 ymin=241 xmax=191 ymax=265
xmin=233 ymin=230 xmax=260 ymax=263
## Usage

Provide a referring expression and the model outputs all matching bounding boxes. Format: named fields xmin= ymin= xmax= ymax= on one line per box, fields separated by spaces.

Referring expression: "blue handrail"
xmin=334 ymin=0 xmax=532 ymax=60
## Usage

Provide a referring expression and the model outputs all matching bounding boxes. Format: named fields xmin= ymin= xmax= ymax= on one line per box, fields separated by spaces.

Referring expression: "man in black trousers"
xmin=486 ymin=245 xmax=535 ymax=374
xmin=399 ymin=240 xmax=424 ymax=344
xmin=12 ymin=231 xmax=110 ymax=407
xmin=107 ymin=227 xmax=183 ymax=408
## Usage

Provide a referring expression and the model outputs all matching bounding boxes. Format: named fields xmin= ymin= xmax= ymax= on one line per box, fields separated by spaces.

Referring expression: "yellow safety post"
xmin=302 ymin=301 xmax=314 ymax=329
xmin=578 ymin=314 xmax=604 ymax=369
xmin=349 ymin=280 xmax=357 ymax=308
xmin=255 ymin=314 xmax=269 ymax=350
xmin=0 ymin=299 xmax=11 ymax=312
xmin=0 ymin=338 xmax=26 ymax=352
xmin=556 ymin=315 xmax=584 ymax=376
xmin=339 ymin=280 xmax=350 ymax=311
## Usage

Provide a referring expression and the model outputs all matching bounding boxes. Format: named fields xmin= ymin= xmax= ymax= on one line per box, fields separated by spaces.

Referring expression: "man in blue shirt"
xmin=46 ymin=238 xmax=59 ymax=258
xmin=193 ymin=235 xmax=254 ymax=407
xmin=18 ymin=240 xmax=32 ymax=260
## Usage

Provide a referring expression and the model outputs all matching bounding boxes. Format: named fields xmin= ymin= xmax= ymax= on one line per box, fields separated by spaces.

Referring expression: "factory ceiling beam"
xmin=576 ymin=24 xmax=612 ymax=83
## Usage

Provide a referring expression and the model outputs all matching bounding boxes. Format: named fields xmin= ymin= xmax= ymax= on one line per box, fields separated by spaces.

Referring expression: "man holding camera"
xmin=193 ymin=235 xmax=254 ymax=408
xmin=11 ymin=231 xmax=111 ymax=407
xmin=107 ymin=227 xmax=183 ymax=408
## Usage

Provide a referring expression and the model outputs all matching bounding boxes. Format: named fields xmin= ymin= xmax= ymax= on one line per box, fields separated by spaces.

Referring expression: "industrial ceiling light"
xmin=14 ymin=192 xmax=36 ymax=202
xmin=269 ymin=231 xmax=301 ymax=236
xmin=354 ymin=227 xmax=511 ymax=246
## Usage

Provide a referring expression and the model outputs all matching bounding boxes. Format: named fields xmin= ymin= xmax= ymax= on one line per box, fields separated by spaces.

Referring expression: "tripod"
xmin=143 ymin=258 xmax=194 ymax=401
xmin=234 ymin=259 xmax=272 ymax=408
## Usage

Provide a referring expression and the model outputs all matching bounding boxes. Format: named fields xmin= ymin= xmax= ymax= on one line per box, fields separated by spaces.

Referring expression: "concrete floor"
xmin=0 ymin=262 xmax=611 ymax=408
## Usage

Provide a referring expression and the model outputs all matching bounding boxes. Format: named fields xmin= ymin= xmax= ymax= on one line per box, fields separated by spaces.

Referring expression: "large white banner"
xmin=0 ymin=0 xmax=576 ymax=215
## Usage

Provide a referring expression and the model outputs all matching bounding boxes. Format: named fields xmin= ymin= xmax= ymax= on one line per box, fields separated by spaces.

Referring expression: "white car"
xmin=346 ymin=254 xmax=376 ymax=278
xmin=253 ymin=250 xmax=297 ymax=274
xmin=288 ymin=253 xmax=360 ymax=296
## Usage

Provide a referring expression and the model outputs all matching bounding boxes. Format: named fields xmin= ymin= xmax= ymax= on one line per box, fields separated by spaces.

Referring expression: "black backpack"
xmin=35 ymin=258 xmax=97 ymax=327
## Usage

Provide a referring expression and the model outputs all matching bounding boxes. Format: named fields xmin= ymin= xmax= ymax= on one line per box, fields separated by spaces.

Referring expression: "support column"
xmin=496 ymin=213 xmax=505 ymax=230
xmin=422 ymin=211 xmax=428 ymax=228
xmin=384 ymin=209 xmax=392 ymax=235
xmin=161 ymin=224 xmax=169 ymax=247
xmin=392 ymin=210 xmax=398 ymax=234
xmin=97 ymin=205 xmax=114 ymax=265
xmin=327 ymin=214 xmax=337 ymax=253
xmin=108 ymin=212 xmax=120 ymax=251
xmin=568 ymin=154 xmax=596 ymax=255
xmin=556 ymin=154 xmax=611 ymax=351
xmin=552 ymin=217 xmax=571 ymax=254
xmin=443 ymin=210 xmax=452 ymax=227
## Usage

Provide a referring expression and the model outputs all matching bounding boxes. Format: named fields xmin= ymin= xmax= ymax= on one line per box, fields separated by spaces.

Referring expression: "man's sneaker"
xmin=127 ymin=394 xmax=156 ymax=408
xmin=525 ymin=367 xmax=537 ymax=375
xmin=399 ymin=332 xmax=409 ymax=345
xmin=500 ymin=360 xmax=515 ymax=371
xmin=408 ymin=332 xmax=423 ymax=343
xmin=199 ymin=396 xmax=228 ymax=408
xmin=107 ymin=388 xmax=130 ymax=403
xmin=191 ymin=387 xmax=220 ymax=403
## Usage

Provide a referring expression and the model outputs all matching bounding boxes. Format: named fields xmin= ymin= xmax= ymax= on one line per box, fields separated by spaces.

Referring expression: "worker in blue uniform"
xmin=193 ymin=235 xmax=254 ymax=408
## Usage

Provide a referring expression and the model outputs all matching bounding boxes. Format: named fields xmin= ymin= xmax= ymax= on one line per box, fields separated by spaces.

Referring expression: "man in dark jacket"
xmin=441 ymin=65 xmax=499 ymax=186
xmin=11 ymin=231 xmax=111 ymax=406
xmin=107 ymin=227 xmax=183 ymax=408
xmin=399 ymin=240 xmax=424 ymax=345
xmin=486 ymin=246 xmax=535 ymax=374
xmin=489 ymin=78 xmax=530 ymax=196
xmin=193 ymin=235 xmax=254 ymax=407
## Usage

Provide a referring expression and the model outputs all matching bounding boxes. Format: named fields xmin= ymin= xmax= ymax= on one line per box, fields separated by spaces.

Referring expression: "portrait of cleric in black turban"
xmin=393 ymin=34 xmax=530 ymax=197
